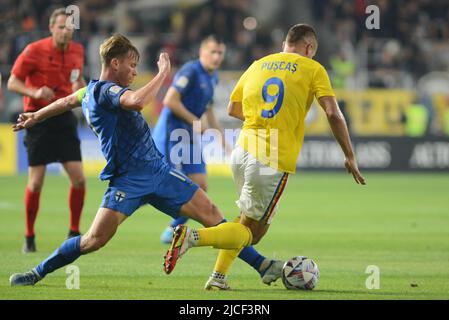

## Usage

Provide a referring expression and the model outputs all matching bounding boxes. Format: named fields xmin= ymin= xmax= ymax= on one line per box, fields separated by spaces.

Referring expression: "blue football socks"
xmin=170 ymin=216 xmax=189 ymax=228
xmin=35 ymin=236 xmax=82 ymax=278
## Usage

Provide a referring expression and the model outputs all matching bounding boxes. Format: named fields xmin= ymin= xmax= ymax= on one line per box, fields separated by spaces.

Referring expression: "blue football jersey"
xmin=152 ymin=59 xmax=219 ymax=154
xmin=81 ymin=80 xmax=164 ymax=181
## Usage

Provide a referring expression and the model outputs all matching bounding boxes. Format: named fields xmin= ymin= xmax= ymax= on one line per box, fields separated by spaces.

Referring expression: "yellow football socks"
xmin=209 ymin=216 xmax=246 ymax=274
xmin=197 ymin=222 xmax=252 ymax=249
xmin=213 ymin=248 xmax=242 ymax=275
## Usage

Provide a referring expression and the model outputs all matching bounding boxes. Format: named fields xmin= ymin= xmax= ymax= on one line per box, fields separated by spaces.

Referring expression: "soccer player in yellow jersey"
xmin=201 ymin=23 xmax=366 ymax=289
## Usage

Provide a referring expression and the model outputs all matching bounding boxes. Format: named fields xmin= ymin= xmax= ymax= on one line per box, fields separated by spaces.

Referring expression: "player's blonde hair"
xmin=99 ymin=34 xmax=140 ymax=68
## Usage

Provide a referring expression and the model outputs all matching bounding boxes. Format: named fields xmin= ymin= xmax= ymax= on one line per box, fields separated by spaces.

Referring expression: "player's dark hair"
xmin=99 ymin=34 xmax=140 ymax=67
xmin=201 ymin=34 xmax=225 ymax=47
xmin=286 ymin=24 xmax=317 ymax=44
xmin=49 ymin=8 xmax=68 ymax=26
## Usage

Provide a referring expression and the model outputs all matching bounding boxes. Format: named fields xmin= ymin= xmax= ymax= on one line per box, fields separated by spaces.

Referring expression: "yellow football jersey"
xmin=230 ymin=52 xmax=335 ymax=173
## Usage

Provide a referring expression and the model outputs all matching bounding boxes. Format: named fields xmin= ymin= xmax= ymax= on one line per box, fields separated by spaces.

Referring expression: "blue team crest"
xmin=115 ymin=191 xmax=126 ymax=202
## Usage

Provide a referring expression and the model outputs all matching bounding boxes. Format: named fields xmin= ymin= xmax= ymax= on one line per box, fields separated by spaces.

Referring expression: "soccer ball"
xmin=281 ymin=256 xmax=320 ymax=290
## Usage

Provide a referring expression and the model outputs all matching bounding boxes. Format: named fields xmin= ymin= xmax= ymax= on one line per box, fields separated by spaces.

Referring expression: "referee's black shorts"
xmin=24 ymin=111 xmax=82 ymax=166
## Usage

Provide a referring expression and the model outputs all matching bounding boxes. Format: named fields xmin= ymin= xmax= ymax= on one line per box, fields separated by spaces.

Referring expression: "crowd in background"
xmin=1 ymin=0 xmax=449 ymax=135
xmin=0 ymin=0 xmax=281 ymax=77
xmin=2 ymin=0 xmax=449 ymax=82
xmin=138 ymin=0 xmax=280 ymax=71
xmin=312 ymin=0 xmax=449 ymax=88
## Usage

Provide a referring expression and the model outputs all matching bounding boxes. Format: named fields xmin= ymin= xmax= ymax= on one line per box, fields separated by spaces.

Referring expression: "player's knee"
xmin=71 ymin=176 xmax=86 ymax=189
xmin=80 ymin=234 xmax=108 ymax=253
xmin=27 ymin=182 xmax=43 ymax=193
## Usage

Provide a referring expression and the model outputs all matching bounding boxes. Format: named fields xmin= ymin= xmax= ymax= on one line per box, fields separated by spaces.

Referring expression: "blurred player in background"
xmin=7 ymin=8 xmax=86 ymax=253
xmin=153 ymin=35 xmax=230 ymax=244
xmin=173 ymin=24 xmax=366 ymax=290
xmin=153 ymin=35 xmax=285 ymax=286
xmin=9 ymin=34 xmax=256 ymax=287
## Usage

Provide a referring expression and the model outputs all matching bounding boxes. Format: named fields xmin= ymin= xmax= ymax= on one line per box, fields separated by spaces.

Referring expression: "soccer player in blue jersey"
xmin=153 ymin=35 xmax=229 ymax=243
xmin=152 ymin=35 xmax=284 ymax=289
xmin=9 ymin=34 xmax=258 ymax=286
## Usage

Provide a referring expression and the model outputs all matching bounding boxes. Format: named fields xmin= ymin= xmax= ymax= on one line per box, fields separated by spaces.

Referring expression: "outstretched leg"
xmin=205 ymin=215 xmax=275 ymax=290
xmin=205 ymin=216 xmax=284 ymax=290
xmin=160 ymin=173 xmax=208 ymax=244
xmin=163 ymin=188 xmax=253 ymax=274
xmin=10 ymin=208 xmax=127 ymax=286
xmin=205 ymin=148 xmax=289 ymax=289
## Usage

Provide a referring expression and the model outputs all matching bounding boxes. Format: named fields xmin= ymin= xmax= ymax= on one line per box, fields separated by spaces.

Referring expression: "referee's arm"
xmin=12 ymin=89 xmax=83 ymax=132
xmin=8 ymin=74 xmax=55 ymax=101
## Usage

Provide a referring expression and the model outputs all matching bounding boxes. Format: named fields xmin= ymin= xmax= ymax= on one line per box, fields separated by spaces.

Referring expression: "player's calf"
xmin=240 ymin=216 xmax=269 ymax=245
xmin=79 ymin=208 xmax=124 ymax=254
xmin=180 ymin=188 xmax=223 ymax=227
xmin=80 ymin=233 xmax=110 ymax=254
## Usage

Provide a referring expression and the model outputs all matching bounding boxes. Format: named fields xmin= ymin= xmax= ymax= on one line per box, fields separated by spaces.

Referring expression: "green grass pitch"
xmin=0 ymin=173 xmax=448 ymax=300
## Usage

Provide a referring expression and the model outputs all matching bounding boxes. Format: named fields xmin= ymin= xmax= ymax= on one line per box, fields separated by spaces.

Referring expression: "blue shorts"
xmin=177 ymin=160 xmax=206 ymax=175
xmin=153 ymin=123 xmax=207 ymax=176
xmin=100 ymin=167 xmax=199 ymax=217
xmin=165 ymin=141 xmax=207 ymax=175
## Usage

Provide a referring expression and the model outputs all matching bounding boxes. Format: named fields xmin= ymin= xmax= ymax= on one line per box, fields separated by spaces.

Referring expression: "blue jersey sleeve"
xmin=171 ymin=64 xmax=196 ymax=96
xmin=98 ymin=82 xmax=129 ymax=111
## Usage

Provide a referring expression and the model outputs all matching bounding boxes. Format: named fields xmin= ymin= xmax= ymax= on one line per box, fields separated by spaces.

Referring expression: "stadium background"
xmin=0 ymin=0 xmax=448 ymax=300
xmin=1 ymin=0 xmax=449 ymax=175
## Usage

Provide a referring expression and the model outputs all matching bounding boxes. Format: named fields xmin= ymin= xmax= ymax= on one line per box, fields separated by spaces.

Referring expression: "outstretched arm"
xmin=12 ymin=89 xmax=83 ymax=132
xmin=119 ymin=52 xmax=171 ymax=111
xmin=318 ymin=96 xmax=366 ymax=185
